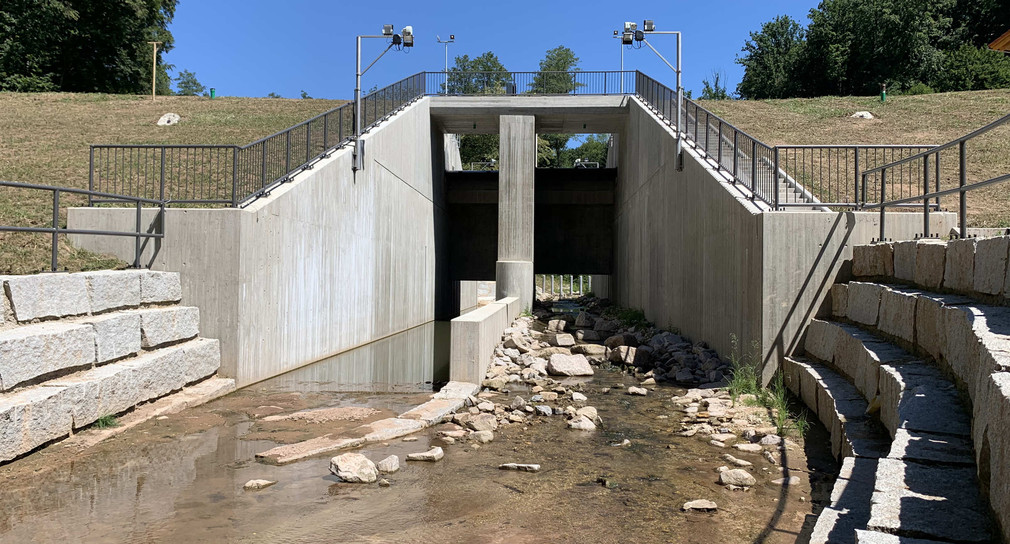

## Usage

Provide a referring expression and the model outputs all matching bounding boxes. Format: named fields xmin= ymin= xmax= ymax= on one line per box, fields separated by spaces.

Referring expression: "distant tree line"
xmin=736 ymin=0 xmax=1010 ymax=99
xmin=0 ymin=0 xmax=177 ymax=94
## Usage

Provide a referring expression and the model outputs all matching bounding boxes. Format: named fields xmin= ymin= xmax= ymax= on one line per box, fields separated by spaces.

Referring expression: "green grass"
xmin=599 ymin=305 xmax=652 ymax=329
xmin=726 ymin=333 xmax=809 ymax=437
xmin=0 ymin=92 xmax=347 ymax=274
xmin=93 ymin=415 xmax=120 ymax=429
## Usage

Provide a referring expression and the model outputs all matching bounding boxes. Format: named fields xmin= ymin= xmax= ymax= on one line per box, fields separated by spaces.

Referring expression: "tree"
xmin=300 ymin=90 xmax=312 ymax=99
xmin=266 ymin=92 xmax=282 ymax=98
xmin=560 ymin=134 xmax=609 ymax=167
xmin=445 ymin=51 xmax=511 ymax=95
xmin=173 ymin=70 xmax=205 ymax=96
xmin=0 ymin=0 xmax=177 ymax=94
xmin=736 ymin=15 xmax=806 ymax=99
xmin=532 ymin=46 xmax=582 ymax=166
xmin=700 ymin=71 xmax=730 ymax=100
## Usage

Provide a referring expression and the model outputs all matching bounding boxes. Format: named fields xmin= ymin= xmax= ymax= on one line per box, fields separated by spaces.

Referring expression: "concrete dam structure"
xmin=67 ymin=75 xmax=949 ymax=390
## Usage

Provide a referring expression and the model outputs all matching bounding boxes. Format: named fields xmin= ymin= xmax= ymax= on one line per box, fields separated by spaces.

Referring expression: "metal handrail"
xmin=422 ymin=70 xmax=636 ymax=96
xmin=0 ymin=180 xmax=166 ymax=272
xmin=862 ymin=113 xmax=1010 ymax=241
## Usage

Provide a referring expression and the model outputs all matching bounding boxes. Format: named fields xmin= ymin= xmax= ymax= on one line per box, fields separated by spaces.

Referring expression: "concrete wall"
xmin=69 ymin=98 xmax=443 ymax=387
xmin=614 ymin=97 xmax=956 ymax=380
xmin=613 ymin=97 xmax=765 ymax=365
xmin=449 ymin=298 xmax=511 ymax=383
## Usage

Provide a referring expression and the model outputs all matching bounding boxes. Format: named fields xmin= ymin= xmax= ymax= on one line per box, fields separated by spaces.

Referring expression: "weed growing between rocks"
xmin=94 ymin=415 xmax=119 ymax=429
xmin=726 ymin=334 xmax=809 ymax=438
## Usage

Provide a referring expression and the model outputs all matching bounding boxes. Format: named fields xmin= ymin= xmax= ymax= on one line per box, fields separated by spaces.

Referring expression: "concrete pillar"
xmin=591 ymin=275 xmax=610 ymax=299
xmin=496 ymin=115 xmax=535 ymax=310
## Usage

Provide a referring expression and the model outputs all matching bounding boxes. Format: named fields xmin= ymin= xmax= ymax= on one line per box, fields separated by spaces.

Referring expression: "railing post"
xmin=51 ymin=189 xmax=59 ymax=272
xmin=959 ymin=140 xmax=967 ymax=238
xmin=880 ymin=170 xmax=888 ymax=241
xmin=88 ymin=146 xmax=95 ymax=207
xmin=853 ymin=146 xmax=861 ymax=206
xmin=231 ymin=147 xmax=239 ymax=207
xmin=750 ymin=140 xmax=757 ymax=201
xmin=923 ymin=155 xmax=931 ymax=237
xmin=732 ymin=131 xmax=739 ymax=184
xmin=773 ymin=147 xmax=780 ymax=210
xmin=134 ymin=199 xmax=142 ymax=269
xmin=159 ymin=147 xmax=166 ymax=203
xmin=935 ymin=153 xmax=941 ymax=209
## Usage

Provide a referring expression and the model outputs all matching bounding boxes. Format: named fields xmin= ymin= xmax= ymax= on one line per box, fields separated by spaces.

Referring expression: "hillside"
xmin=697 ymin=89 xmax=1010 ymax=227
xmin=0 ymin=93 xmax=346 ymax=273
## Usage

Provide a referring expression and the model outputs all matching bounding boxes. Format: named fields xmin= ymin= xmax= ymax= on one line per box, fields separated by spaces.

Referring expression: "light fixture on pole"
xmin=436 ymin=34 xmax=455 ymax=75
xmin=618 ymin=19 xmax=683 ymax=170
xmin=354 ymin=24 xmax=415 ymax=172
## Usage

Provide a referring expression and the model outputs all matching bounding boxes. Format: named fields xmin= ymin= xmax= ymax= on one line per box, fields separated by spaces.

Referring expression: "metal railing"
xmin=862 ymin=113 xmax=1010 ymax=240
xmin=90 ymin=73 xmax=425 ymax=208
xmin=424 ymin=70 xmax=636 ymax=96
xmin=0 ymin=181 xmax=165 ymax=271
xmin=537 ymin=274 xmax=591 ymax=299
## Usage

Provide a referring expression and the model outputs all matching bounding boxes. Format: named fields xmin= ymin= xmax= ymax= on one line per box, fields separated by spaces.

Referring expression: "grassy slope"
xmin=697 ymin=90 xmax=1010 ymax=226
xmin=0 ymin=93 xmax=346 ymax=273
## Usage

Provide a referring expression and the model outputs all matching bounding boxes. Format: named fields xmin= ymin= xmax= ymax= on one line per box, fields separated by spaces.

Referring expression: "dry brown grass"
xmin=698 ymin=90 xmax=1010 ymax=227
xmin=0 ymin=93 xmax=346 ymax=274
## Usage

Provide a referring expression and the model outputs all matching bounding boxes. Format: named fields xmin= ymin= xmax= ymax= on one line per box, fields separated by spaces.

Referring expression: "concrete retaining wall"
xmin=448 ymin=296 xmax=519 ymax=383
xmin=613 ymin=97 xmax=956 ymax=381
xmin=68 ymin=98 xmax=447 ymax=387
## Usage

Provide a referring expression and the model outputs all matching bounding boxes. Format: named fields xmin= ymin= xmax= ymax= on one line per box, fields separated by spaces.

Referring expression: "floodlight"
xmin=624 ymin=22 xmax=637 ymax=32
xmin=402 ymin=26 xmax=413 ymax=37
xmin=635 ymin=30 xmax=644 ymax=41
xmin=382 ymin=24 xmax=393 ymax=36
xmin=403 ymin=34 xmax=414 ymax=47
xmin=643 ymin=20 xmax=655 ymax=31
xmin=613 ymin=30 xmax=619 ymax=36
xmin=622 ymin=31 xmax=633 ymax=45
xmin=449 ymin=34 xmax=454 ymax=40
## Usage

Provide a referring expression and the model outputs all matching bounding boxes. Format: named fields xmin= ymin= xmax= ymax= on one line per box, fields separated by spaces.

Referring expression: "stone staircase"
xmin=0 ymin=269 xmax=232 ymax=463
xmin=789 ymin=236 xmax=1010 ymax=543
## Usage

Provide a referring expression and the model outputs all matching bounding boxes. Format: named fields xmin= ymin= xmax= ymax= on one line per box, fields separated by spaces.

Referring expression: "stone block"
xmin=852 ymin=243 xmax=893 ymax=278
xmin=973 ymin=236 xmax=1009 ymax=295
xmin=879 ymin=363 xmax=970 ymax=437
xmin=180 ymin=338 xmax=221 ymax=384
xmin=360 ymin=417 xmax=425 ymax=443
xmin=0 ymin=322 xmax=96 ymax=391
xmin=830 ymin=284 xmax=848 ymax=318
xmin=977 ymin=373 xmax=1010 ymax=541
xmin=137 ymin=306 xmax=199 ymax=348
xmin=914 ymin=296 xmax=946 ymax=360
xmin=830 ymin=456 xmax=878 ymax=505
xmin=0 ymin=385 xmax=73 ymax=462
xmin=399 ymin=398 xmax=465 ymax=426
xmin=868 ymin=458 xmax=991 ymax=542
xmin=877 ymin=288 xmax=916 ymax=344
xmin=810 ymin=506 xmax=869 ymax=544
xmin=913 ymin=240 xmax=946 ymax=289
xmin=854 ymin=529 xmax=950 ymax=544
xmin=83 ymin=270 xmax=142 ymax=313
xmin=5 ymin=273 xmax=89 ymax=321
xmin=85 ymin=312 xmax=141 ymax=363
xmin=832 ymin=325 xmax=899 ymax=399
xmin=942 ymin=305 xmax=984 ymax=390
xmin=804 ymin=319 xmax=839 ymax=363
xmin=796 ymin=360 xmax=821 ymax=418
xmin=847 ymin=282 xmax=883 ymax=326
xmin=943 ymin=237 xmax=976 ymax=292
xmin=892 ymin=241 xmax=918 ymax=282
xmin=140 ymin=271 xmax=182 ymax=304
xmin=887 ymin=428 xmax=974 ymax=465
xmin=46 ymin=362 xmax=136 ymax=429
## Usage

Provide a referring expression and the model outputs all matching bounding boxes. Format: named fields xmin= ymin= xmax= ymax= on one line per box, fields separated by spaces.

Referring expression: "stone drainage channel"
xmin=0 ymin=300 xmax=836 ymax=543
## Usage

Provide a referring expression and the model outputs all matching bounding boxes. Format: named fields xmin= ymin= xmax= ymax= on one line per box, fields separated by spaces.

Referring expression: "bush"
xmin=933 ymin=45 xmax=1010 ymax=92
xmin=901 ymin=82 xmax=934 ymax=95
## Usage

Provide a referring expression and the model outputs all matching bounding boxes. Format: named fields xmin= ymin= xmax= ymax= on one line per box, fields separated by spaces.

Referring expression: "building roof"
xmin=990 ymin=29 xmax=1010 ymax=52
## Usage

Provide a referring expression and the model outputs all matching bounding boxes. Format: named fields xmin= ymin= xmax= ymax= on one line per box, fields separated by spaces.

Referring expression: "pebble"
xmin=243 ymin=479 xmax=276 ymax=491
xmin=471 ymin=430 xmax=494 ymax=443
xmin=406 ymin=447 xmax=444 ymax=462
xmin=535 ymin=405 xmax=553 ymax=416
xmin=682 ymin=499 xmax=718 ymax=512
xmin=772 ymin=476 xmax=800 ymax=486
xmin=571 ymin=392 xmax=588 ymax=402
xmin=499 ymin=463 xmax=541 ymax=473
xmin=477 ymin=401 xmax=495 ymax=412
xmin=378 ymin=478 xmax=390 ymax=487
xmin=611 ymin=439 xmax=631 ymax=447
xmin=329 ymin=453 xmax=378 ymax=483
xmin=718 ymin=468 xmax=757 ymax=487
xmin=402 ymin=437 xmax=419 ymax=442
xmin=734 ymin=443 xmax=763 ymax=453
xmin=720 ymin=454 xmax=753 ymax=467
xmin=568 ymin=415 xmax=597 ymax=431
xmin=641 ymin=378 xmax=656 ymax=385
xmin=627 ymin=386 xmax=648 ymax=396
xmin=709 ymin=440 xmax=726 ymax=448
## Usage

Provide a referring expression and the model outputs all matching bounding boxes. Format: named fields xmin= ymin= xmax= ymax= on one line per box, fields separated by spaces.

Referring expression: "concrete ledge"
xmin=449 ymin=300 xmax=510 ymax=383
xmin=0 ymin=322 xmax=96 ymax=391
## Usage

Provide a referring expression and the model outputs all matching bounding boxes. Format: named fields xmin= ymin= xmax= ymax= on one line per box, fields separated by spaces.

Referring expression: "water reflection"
xmin=252 ymin=321 xmax=450 ymax=394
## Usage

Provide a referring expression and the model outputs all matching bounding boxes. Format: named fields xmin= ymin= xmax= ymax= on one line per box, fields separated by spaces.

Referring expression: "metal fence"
xmin=863 ymin=113 xmax=1010 ymax=240
xmin=0 ymin=180 xmax=164 ymax=271
xmin=537 ymin=274 xmax=591 ymax=299
xmin=424 ymin=71 xmax=636 ymax=96
xmin=90 ymin=73 xmax=424 ymax=208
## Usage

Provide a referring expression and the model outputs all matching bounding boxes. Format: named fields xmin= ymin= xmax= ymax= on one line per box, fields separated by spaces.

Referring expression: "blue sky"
xmin=166 ymin=0 xmax=818 ymax=99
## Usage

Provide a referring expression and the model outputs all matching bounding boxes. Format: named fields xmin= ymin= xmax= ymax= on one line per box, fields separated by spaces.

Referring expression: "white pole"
xmin=354 ymin=35 xmax=363 ymax=171
xmin=676 ymin=32 xmax=683 ymax=170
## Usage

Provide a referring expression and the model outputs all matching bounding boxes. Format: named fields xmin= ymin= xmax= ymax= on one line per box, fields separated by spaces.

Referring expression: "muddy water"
xmin=0 ymin=322 xmax=837 ymax=544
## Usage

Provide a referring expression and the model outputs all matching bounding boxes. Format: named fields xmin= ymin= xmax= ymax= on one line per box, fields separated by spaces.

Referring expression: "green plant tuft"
xmin=94 ymin=415 xmax=119 ymax=429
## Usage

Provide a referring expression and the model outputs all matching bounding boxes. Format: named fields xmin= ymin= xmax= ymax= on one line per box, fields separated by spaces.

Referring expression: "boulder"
xmin=547 ymin=353 xmax=594 ymax=376
xmin=467 ymin=413 xmax=499 ymax=432
xmin=376 ymin=455 xmax=400 ymax=473
xmin=682 ymin=499 xmax=718 ymax=512
xmin=329 ymin=453 xmax=378 ymax=483
xmin=406 ymin=447 xmax=444 ymax=462
xmin=718 ymin=468 xmax=756 ymax=487
xmin=572 ymin=344 xmax=607 ymax=357
xmin=157 ymin=112 xmax=181 ymax=126
xmin=548 ymin=319 xmax=567 ymax=332
xmin=575 ymin=330 xmax=601 ymax=341
xmin=550 ymin=333 xmax=576 ymax=347
xmin=568 ymin=415 xmax=597 ymax=430
xmin=574 ymin=311 xmax=595 ymax=328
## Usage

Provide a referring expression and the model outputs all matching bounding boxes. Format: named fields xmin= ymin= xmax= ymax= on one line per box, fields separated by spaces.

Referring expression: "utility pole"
xmin=147 ymin=41 xmax=162 ymax=101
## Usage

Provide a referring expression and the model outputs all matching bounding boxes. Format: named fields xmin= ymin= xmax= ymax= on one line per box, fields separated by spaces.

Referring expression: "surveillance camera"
xmin=622 ymin=31 xmax=633 ymax=45
xmin=635 ymin=30 xmax=644 ymax=41
xmin=382 ymin=24 xmax=393 ymax=36
xmin=624 ymin=22 xmax=637 ymax=32
xmin=403 ymin=34 xmax=414 ymax=47
xmin=643 ymin=20 xmax=655 ymax=31
xmin=402 ymin=26 xmax=413 ymax=37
